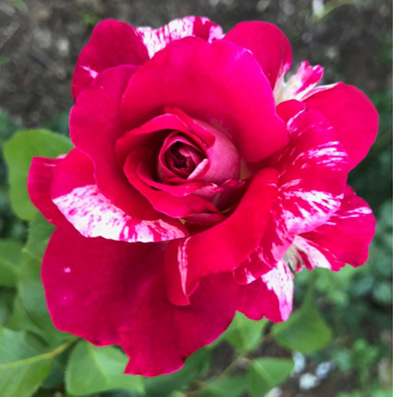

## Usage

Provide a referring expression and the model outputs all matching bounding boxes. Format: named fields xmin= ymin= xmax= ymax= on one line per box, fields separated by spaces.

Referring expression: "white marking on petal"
xmin=138 ymin=17 xmax=223 ymax=58
xmin=338 ymin=206 xmax=373 ymax=219
xmin=293 ymin=235 xmax=332 ymax=269
xmin=177 ymin=237 xmax=191 ymax=294
xmin=64 ymin=267 xmax=71 ymax=273
xmin=261 ymin=260 xmax=294 ymax=321
xmin=53 ymin=185 xmax=186 ymax=243
xmin=81 ymin=65 xmax=98 ymax=79
xmin=280 ymin=190 xmax=342 ymax=232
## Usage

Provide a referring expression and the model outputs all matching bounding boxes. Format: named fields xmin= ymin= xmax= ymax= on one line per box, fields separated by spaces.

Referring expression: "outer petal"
xmin=27 ymin=156 xmax=65 ymax=225
xmin=236 ymin=109 xmax=349 ymax=281
xmin=268 ymin=108 xmax=349 ymax=235
xmin=294 ymin=186 xmax=375 ymax=271
xmin=51 ymin=150 xmax=187 ymax=243
xmin=42 ymin=226 xmax=238 ymax=376
xmin=137 ymin=16 xmax=223 ymax=58
xmin=224 ymin=21 xmax=292 ymax=89
xmin=71 ymin=65 xmax=161 ymax=220
xmin=304 ymin=83 xmax=378 ymax=169
xmin=164 ymin=168 xmax=279 ymax=306
xmin=275 ymin=61 xmax=324 ymax=103
xmin=237 ymin=260 xmax=294 ymax=322
xmin=121 ymin=37 xmax=288 ymax=162
xmin=72 ymin=20 xmax=148 ymax=99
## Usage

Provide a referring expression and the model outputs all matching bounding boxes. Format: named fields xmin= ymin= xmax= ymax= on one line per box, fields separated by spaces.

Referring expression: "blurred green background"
xmin=0 ymin=0 xmax=391 ymax=396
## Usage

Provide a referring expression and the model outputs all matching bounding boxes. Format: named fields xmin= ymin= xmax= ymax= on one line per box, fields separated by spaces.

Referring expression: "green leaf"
xmin=0 ymin=327 xmax=54 ymax=397
xmin=145 ymin=348 xmax=211 ymax=397
xmin=0 ymin=239 xmax=23 ymax=287
xmin=0 ymin=288 xmax=15 ymax=326
xmin=65 ymin=341 xmax=144 ymax=396
xmin=272 ymin=290 xmax=332 ymax=354
xmin=18 ymin=255 xmax=70 ymax=346
xmin=225 ymin=313 xmax=268 ymax=353
xmin=3 ymin=129 xmax=73 ymax=220
xmin=201 ymin=375 xmax=247 ymax=397
xmin=247 ymin=358 xmax=294 ymax=397
xmin=23 ymin=212 xmax=55 ymax=261
xmin=13 ymin=213 xmax=67 ymax=345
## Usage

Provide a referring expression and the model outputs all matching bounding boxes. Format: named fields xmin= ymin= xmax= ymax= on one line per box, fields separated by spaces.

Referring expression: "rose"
xmin=28 ymin=16 xmax=377 ymax=376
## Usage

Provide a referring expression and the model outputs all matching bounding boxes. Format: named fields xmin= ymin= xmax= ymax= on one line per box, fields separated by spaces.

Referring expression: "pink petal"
xmin=275 ymin=61 xmax=324 ymax=102
xmin=268 ymin=108 xmax=349 ymax=235
xmin=42 ymin=226 xmax=237 ymax=376
xmin=224 ymin=21 xmax=292 ymax=89
xmin=238 ymin=260 xmax=294 ymax=322
xmin=72 ymin=20 xmax=148 ymax=99
xmin=27 ymin=156 xmax=65 ymax=225
xmin=50 ymin=150 xmax=188 ymax=243
xmin=121 ymin=37 xmax=287 ymax=162
xmin=304 ymin=83 xmax=379 ymax=169
xmin=294 ymin=185 xmax=375 ymax=271
xmin=237 ymin=108 xmax=350 ymax=281
xmin=70 ymin=65 xmax=159 ymax=220
xmin=233 ymin=220 xmax=294 ymax=284
xmin=137 ymin=16 xmax=223 ymax=58
xmin=123 ymin=148 xmax=219 ymax=218
xmin=276 ymin=99 xmax=306 ymax=123
xmin=164 ymin=168 xmax=279 ymax=306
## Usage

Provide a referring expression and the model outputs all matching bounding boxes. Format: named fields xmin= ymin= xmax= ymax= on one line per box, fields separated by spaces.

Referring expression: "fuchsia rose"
xmin=28 ymin=17 xmax=378 ymax=376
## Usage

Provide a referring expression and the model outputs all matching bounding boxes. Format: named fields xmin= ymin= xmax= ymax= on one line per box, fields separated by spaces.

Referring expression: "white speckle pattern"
xmin=280 ymin=190 xmax=342 ymax=232
xmin=138 ymin=17 xmax=223 ymax=58
xmin=261 ymin=260 xmax=294 ymax=320
xmin=293 ymin=235 xmax=332 ymax=269
xmin=53 ymin=184 xmax=186 ymax=243
xmin=81 ymin=65 xmax=98 ymax=79
xmin=177 ymin=237 xmax=191 ymax=294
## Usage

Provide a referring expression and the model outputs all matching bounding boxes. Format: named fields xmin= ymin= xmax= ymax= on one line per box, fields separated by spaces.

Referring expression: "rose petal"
xmin=237 ymin=260 xmax=294 ymax=322
xmin=70 ymin=65 xmax=162 ymax=220
xmin=72 ymin=20 xmax=148 ymax=99
xmin=42 ymin=226 xmax=237 ymax=376
xmin=51 ymin=150 xmax=188 ymax=243
xmin=225 ymin=21 xmax=292 ymax=89
xmin=27 ymin=156 xmax=65 ymax=225
xmin=276 ymin=99 xmax=306 ymax=123
xmin=137 ymin=16 xmax=223 ymax=58
xmin=294 ymin=185 xmax=375 ymax=271
xmin=268 ymin=108 xmax=349 ymax=235
xmin=275 ymin=61 xmax=324 ymax=103
xmin=121 ymin=37 xmax=288 ymax=162
xmin=123 ymin=148 xmax=219 ymax=218
xmin=304 ymin=83 xmax=379 ymax=169
xmin=164 ymin=168 xmax=279 ymax=306
xmin=237 ymin=108 xmax=350 ymax=281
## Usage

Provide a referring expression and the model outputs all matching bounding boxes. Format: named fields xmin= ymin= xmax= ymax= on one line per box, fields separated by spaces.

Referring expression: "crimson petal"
xmin=137 ymin=16 xmax=223 ymax=58
xmin=294 ymin=185 xmax=375 ymax=271
xmin=225 ymin=21 xmax=292 ymax=89
xmin=27 ymin=156 xmax=65 ymax=225
xmin=71 ymin=65 xmax=164 ymax=221
xmin=42 ymin=226 xmax=237 ymax=376
xmin=237 ymin=260 xmax=294 ymax=322
xmin=121 ymin=37 xmax=287 ymax=162
xmin=164 ymin=168 xmax=279 ymax=306
xmin=50 ymin=150 xmax=187 ymax=243
xmin=72 ymin=20 xmax=148 ymax=99
xmin=304 ymin=83 xmax=378 ymax=169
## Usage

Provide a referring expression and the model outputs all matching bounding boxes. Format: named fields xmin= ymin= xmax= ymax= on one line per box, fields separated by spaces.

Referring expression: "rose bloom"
xmin=28 ymin=17 xmax=377 ymax=376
